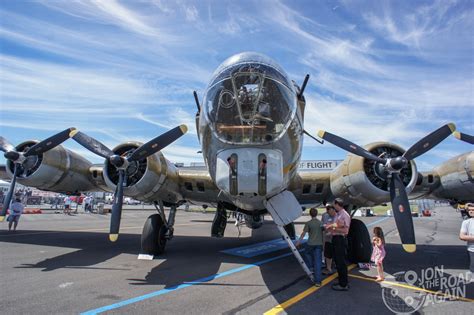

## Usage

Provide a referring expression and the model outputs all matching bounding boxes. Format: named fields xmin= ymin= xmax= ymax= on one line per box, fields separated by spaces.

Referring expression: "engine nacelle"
xmin=6 ymin=141 xmax=97 ymax=193
xmin=330 ymin=142 xmax=418 ymax=206
xmin=103 ymin=142 xmax=182 ymax=204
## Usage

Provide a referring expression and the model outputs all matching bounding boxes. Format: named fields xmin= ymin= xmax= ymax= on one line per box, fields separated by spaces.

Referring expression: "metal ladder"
xmin=276 ymin=225 xmax=315 ymax=283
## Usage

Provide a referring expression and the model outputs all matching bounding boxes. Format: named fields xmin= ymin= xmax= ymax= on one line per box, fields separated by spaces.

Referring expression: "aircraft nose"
xmin=215 ymin=148 xmax=284 ymax=197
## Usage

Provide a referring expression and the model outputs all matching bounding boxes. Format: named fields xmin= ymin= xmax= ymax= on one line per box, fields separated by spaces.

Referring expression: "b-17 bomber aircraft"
xmin=1 ymin=53 xmax=473 ymax=279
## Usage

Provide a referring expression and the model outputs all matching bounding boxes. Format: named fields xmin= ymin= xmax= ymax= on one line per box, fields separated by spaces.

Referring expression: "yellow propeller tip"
xmin=453 ymin=131 xmax=461 ymax=140
xmin=447 ymin=123 xmax=456 ymax=133
xmin=69 ymin=129 xmax=79 ymax=137
xmin=402 ymin=244 xmax=416 ymax=253
xmin=179 ymin=124 xmax=188 ymax=134
xmin=109 ymin=234 xmax=119 ymax=242
xmin=0 ymin=216 xmax=5 ymax=222
xmin=317 ymin=130 xmax=325 ymax=138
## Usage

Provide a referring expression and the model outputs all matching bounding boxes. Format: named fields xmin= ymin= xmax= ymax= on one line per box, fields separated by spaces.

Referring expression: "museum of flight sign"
xmin=298 ymin=160 xmax=342 ymax=171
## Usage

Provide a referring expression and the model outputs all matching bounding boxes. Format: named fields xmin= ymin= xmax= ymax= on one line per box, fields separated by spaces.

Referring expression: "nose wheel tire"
xmin=141 ymin=214 xmax=168 ymax=255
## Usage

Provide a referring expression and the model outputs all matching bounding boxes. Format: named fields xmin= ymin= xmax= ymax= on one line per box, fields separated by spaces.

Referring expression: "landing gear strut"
xmin=211 ymin=202 xmax=227 ymax=237
xmin=140 ymin=201 xmax=177 ymax=256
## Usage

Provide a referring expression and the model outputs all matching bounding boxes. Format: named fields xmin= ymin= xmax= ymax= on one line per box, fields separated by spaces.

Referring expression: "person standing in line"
xmin=371 ymin=227 xmax=386 ymax=281
xmin=296 ymin=207 xmax=324 ymax=287
xmin=73 ymin=196 xmax=79 ymax=214
xmin=8 ymin=196 xmax=24 ymax=232
xmin=89 ymin=196 xmax=95 ymax=213
xmin=326 ymin=198 xmax=351 ymax=291
xmin=321 ymin=204 xmax=337 ymax=275
xmin=459 ymin=205 xmax=474 ymax=272
xmin=84 ymin=196 xmax=91 ymax=213
xmin=64 ymin=196 xmax=72 ymax=215
xmin=51 ymin=196 xmax=59 ymax=210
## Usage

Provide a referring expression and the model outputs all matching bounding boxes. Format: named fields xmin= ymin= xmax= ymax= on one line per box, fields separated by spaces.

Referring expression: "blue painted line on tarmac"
xmin=80 ymin=252 xmax=294 ymax=315
xmin=81 ymin=216 xmax=391 ymax=314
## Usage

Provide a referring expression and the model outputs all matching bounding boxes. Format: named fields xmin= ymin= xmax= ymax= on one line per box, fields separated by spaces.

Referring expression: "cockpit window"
xmin=204 ymin=62 xmax=296 ymax=144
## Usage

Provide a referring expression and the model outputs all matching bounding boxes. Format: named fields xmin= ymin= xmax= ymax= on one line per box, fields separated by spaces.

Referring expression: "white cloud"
xmin=303 ymin=94 xmax=427 ymax=147
xmin=263 ymin=1 xmax=387 ymax=77
xmin=363 ymin=0 xmax=467 ymax=48
xmin=0 ymin=0 xmax=472 ymax=171
xmin=162 ymin=144 xmax=203 ymax=164
xmin=184 ymin=5 xmax=199 ymax=22
xmin=134 ymin=109 xmax=197 ymax=135
xmin=152 ymin=0 xmax=175 ymax=14
xmin=41 ymin=0 xmax=175 ymax=40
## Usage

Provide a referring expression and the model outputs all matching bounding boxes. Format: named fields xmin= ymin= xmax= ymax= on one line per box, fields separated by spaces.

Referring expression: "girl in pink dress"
xmin=371 ymin=226 xmax=386 ymax=282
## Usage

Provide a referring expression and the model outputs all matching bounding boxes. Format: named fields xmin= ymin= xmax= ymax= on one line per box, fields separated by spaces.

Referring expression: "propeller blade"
xmin=453 ymin=131 xmax=474 ymax=145
xmin=128 ymin=125 xmax=188 ymax=162
xmin=389 ymin=173 xmax=416 ymax=253
xmin=0 ymin=136 xmax=15 ymax=153
xmin=24 ymin=127 xmax=76 ymax=157
xmin=0 ymin=164 xmax=18 ymax=222
xmin=109 ymin=170 xmax=125 ymax=242
xmin=71 ymin=130 xmax=114 ymax=159
xmin=4 ymin=151 xmax=20 ymax=161
xmin=317 ymin=130 xmax=386 ymax=163
xmin=403 ymin=123 xmax=456 ymax=161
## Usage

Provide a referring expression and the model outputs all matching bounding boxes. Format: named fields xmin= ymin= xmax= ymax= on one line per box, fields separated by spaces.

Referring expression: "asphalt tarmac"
xmin=0 ymin=206 xmax=472 ymax=314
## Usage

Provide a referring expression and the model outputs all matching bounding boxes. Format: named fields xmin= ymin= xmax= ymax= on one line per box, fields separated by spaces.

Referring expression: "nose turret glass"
xmin=204 ymin=58 xmax=296 ymax=144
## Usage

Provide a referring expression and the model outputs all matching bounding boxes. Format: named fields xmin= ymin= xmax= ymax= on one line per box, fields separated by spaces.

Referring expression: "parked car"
xmin=124 ymin=197 xmax=141 ymax=205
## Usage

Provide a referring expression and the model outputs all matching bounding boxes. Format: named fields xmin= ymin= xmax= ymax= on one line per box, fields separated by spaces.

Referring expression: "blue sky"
xmin=0 ymin=0 xmax=472 ymax=171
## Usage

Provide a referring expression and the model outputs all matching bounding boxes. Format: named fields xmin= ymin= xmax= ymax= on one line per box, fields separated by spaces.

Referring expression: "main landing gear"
xmin=347 ymin=218 xmax=372 ymax=263
xmin=345 ymin=207 xmax=373 ymax=263
xmin=140 ymin=201 xmax=177 ymax=256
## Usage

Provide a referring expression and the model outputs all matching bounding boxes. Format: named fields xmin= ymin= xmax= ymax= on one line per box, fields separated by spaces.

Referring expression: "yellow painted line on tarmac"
xmin=263 ymin=264 xmax=357 ymax=315
xmin=348 ymin=274 xmax=474 ymax=303
xmin=0 ymin=222 xmax=208 ymax=237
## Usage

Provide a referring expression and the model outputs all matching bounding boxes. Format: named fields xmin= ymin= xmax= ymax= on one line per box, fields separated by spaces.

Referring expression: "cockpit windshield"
xmin=204 ymin=57 xmax=296 ymax=144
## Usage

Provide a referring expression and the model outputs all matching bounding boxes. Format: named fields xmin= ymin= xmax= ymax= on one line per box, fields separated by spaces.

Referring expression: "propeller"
xmin=453 ymin=131 xmax=474 ymax=145
xmin=0 ymin=128 xmax=76 ymax=222
xmin=71 ymin=125 xmax=188 ymax=241
xmin=318 ymin=123 xmax=456 ymax=253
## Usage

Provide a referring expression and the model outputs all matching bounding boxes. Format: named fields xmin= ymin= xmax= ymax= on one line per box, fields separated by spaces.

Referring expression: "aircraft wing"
xmin=175 ymin=165 xmax=222 ymax=207
xmin=2 ymin=147 xmax=472 ymax=210
xmin=410 ymin=151 xmax=474 ymax=203
xmin=288 ymin=170 xmax=333 ymax=206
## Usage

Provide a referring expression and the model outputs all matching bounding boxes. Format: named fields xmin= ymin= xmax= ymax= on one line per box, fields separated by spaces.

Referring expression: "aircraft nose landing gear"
xmin=139 ymin=201 xmax=177 ymax=258
xmin=211 ymin=203 xmax=227 ymax=238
